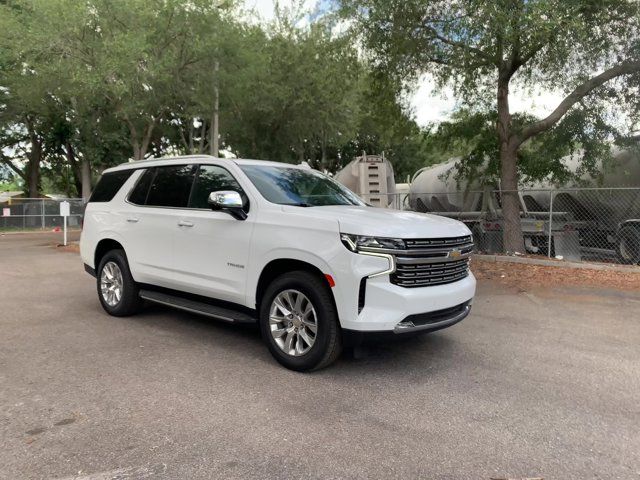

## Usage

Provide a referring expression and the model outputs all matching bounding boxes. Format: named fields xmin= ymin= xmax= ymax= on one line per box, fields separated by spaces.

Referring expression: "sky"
xmin=242 ymin=0 xmax=566 ymax=126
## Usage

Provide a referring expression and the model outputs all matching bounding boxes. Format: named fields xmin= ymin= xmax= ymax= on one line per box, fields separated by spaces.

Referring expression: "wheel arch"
xmin=255 ymin=258 xmax=336 ymax=312
xmin=94 ymin=238 xmax=126 ymax=270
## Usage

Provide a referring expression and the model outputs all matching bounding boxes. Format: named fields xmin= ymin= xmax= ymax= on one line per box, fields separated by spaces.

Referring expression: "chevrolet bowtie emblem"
xmin=449 ymin=249 xmax=461 ymax=259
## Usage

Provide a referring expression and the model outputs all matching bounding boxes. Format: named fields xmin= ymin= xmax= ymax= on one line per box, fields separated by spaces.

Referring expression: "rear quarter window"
xmin=89 ymin=170 xmax=135 ymax=203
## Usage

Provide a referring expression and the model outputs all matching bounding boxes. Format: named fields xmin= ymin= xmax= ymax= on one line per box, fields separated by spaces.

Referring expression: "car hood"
xmin=296 ymin=205 xmax=471 ymax=238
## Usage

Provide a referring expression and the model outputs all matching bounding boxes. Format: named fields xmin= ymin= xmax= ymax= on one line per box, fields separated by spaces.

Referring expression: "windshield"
xmin=239 ymin=165 xmax=365 ymax=207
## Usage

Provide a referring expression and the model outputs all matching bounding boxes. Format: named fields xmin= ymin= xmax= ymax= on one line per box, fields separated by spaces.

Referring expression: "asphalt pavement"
xmin=1 ymin=232 xmax=639 ymax=479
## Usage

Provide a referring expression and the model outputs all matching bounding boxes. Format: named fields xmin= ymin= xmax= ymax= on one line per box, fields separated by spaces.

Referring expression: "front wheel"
xmin=259 ymin=271 xmax=342 ymax=371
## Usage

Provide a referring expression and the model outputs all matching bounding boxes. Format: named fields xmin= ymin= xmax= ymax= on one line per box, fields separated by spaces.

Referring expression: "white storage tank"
xmin=335 ymin=153 xmax=397 ymax=207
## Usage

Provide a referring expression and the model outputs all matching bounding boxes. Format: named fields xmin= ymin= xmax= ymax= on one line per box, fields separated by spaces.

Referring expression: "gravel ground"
xmin=1 ymin=232 xmax=639 ymax=480
xmin=473 ymin=256 xmax=640 ymax=291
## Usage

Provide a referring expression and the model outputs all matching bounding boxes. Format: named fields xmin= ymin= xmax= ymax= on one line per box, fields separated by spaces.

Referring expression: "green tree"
xmin=338 ymin=72 xmax=436 ymax=180
xmin=0 ymin=1 xmax=52 ymax=197
xmin=1 ymin=0 xmax=438 ymax=198
xmin=1 ymin=0 xmax=241 ymax=197
xmin=222 ymin=10 xmax=363 ymax=168
xmin=342 ymin=0 xmax=640 ymax=253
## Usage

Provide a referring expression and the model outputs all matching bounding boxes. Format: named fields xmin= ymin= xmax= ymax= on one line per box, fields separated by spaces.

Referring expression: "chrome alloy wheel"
xmin=100 ymin=261 xmax=124 ymax=307
xmin=269 ymin=289 xmax=318 ymax=356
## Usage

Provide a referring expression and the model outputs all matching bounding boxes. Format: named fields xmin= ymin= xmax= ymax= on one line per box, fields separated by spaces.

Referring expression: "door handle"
xmin=126 ymin=217 xmax=139 ymax=223
xmin=177 ymin=220 xmax=194 ymax=227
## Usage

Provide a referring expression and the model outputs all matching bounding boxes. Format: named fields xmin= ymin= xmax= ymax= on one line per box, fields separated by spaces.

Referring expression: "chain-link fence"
xmin=361 ymin=187 xmax=640 ymax=265
xmin=0 ymin=198 xmax=84 ymax=232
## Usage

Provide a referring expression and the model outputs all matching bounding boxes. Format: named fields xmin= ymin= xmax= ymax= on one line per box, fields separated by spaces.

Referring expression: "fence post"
xmin=41 ymin=199 xmax=45 ymax=229
xmin=547 ymin=191 xmax=554 ymax=258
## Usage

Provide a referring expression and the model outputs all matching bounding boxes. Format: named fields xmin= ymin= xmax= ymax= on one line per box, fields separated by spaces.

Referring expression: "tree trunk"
xmin=128 ymin=119 xmax=155 ymax=160
xmin=499 ymin=145 xmax=524 ymax=253
xmin=188 ymin=119 xmax=194 ymax=154
xmin=210 ymin=61 xmax=219 ymax=157
xmin=132 ymin=143 xmax=142 ymax=160
xmin=64 ymin=141 xmax=83 ymax=196
xmin=27 ymin=157 xmax=40 ymax=198
xmin=81 ymin=156 xmax=92 ymax=200
xmin=496 ymin=75 xmax=525 ymax=254
xmin=320 ymin=142 xmax=327 ymax=171
xmin=26 ymin=139 xmax=42 ymax=198
xmin=199 ymin=119 xmax=206 ymax=154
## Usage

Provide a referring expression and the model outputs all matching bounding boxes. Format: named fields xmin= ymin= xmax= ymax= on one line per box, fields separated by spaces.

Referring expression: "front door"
xmin=172 ymin=164 xmax=256 ymax=305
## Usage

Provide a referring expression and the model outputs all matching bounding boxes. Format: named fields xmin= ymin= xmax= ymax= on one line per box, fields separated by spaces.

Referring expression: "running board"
xmin=139 ymin=289 xmax=256 ymax=324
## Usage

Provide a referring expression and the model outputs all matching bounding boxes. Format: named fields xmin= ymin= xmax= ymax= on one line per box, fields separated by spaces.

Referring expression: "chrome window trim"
xmin=124 ymin=163 xmax=250 ymax=214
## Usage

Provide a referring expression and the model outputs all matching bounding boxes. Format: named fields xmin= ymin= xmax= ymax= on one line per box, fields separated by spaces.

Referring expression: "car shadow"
xmin=335 ymin=332 xmax=460 ymax=374
xmin=117 ymin=301 xmax=463 ymax=375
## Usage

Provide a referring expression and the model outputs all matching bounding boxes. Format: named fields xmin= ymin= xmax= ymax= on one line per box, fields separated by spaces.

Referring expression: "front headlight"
xmin=340 ymin=233 xmax=405 ymax=252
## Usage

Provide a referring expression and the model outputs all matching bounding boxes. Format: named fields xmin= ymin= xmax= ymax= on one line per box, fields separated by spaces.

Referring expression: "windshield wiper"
xmin=282 ymin=202 xmax=312 ymax=207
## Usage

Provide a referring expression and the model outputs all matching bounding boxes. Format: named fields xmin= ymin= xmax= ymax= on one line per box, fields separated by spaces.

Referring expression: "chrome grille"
xmin=390 ymin=236 xmax=473 ymax=288
xmin=404 ymin=235 xmax=472 ymax=249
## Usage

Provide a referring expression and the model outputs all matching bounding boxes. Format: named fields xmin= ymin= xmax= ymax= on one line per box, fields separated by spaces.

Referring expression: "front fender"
xmin=247 ymin=246 xmax=342 ymax=309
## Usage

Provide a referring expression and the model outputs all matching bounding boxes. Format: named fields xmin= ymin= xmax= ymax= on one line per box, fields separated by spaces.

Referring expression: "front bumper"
xmin=342 ymin=272 xmax=476 ymax=332
xmin=329 ymin=243 xmax=476 ymax=334
xmin=393 ymin=300 xmax=471 ymax=333
xmin=342 ymin=299 xmax=472 ymax=345
xmin=343 ymin=303 xmax=471 ymax=346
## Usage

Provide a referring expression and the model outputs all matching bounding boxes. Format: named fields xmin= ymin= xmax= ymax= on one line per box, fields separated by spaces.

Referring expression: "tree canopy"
xmin=342 ymin=0 xmax=640 ymax=252
xmin=2 ymin=0 xmax=638 ymax=255
xmin=0 ymin=0 xmax=432 ymax=197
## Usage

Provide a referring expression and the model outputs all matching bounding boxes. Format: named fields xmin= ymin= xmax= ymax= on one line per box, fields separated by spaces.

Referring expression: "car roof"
xmin=103 ymin=155 xmax=307 ymax=174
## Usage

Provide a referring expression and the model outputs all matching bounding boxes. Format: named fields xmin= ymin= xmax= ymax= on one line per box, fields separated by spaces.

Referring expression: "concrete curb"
xmin=474 ymin=254 xmax=640 ymax=273
xmin=0 ymin=229 xmax=82 ymax=236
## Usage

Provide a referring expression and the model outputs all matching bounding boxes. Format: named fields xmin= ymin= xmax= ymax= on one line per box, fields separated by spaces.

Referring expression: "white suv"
xmin=80 ymin=156 xmax=476 ymax=370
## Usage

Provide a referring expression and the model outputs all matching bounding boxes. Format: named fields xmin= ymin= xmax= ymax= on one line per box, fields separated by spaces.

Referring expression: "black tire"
xmin=259 ymin=270 xmax=342 ymax=372
xmin=616 ymin=226 xmax=640 ymax=265
xmin=96 ymin=249 xmax=142 ymax=316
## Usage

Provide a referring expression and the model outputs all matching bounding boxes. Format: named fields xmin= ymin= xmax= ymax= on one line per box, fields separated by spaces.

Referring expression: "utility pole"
xmin=210 ymin=60 xmax=219 ymax=157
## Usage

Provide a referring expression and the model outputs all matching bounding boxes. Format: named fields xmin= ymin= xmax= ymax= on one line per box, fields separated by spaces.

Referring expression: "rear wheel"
xmin=259 ymin=271 xmax=342 ymax=371
xmin=96 ymin=249 xmax=142 ymax=316
xmin=616 ymin=226 xmax=640 ymax=265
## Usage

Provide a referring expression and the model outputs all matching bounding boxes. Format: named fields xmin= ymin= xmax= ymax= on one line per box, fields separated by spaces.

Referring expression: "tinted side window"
xmin=189 ymin=165 xmax=244 ymax=209
xmin=89 ymin=170 xmax=134 ymax=203
xmin=146 ymin=165 xmax=196 ymax=208
xmin=128 ymin=169 xmax=155 ymax=205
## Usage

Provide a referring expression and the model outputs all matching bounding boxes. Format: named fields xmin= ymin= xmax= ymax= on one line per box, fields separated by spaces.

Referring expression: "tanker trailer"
xmin=409 ymin=158 xmax=582 ymax=260
xmin=334 ymin=153 xmax=397 ymax=208
xmin=409 ymin=158 xmax=485 ymax=212
xmin=527 ymin=150 xmax=640 ymax=263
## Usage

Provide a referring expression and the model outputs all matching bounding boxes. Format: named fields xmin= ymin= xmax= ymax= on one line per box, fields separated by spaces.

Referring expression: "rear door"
xmin=171 ymin=163 xmax=256 ymax=305
xmin=122 ymin=164 xmax=197 ymax=287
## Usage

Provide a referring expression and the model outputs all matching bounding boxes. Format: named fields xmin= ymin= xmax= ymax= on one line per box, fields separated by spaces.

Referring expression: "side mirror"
xmin=208 ymin=190 xmax=247 ymax=220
